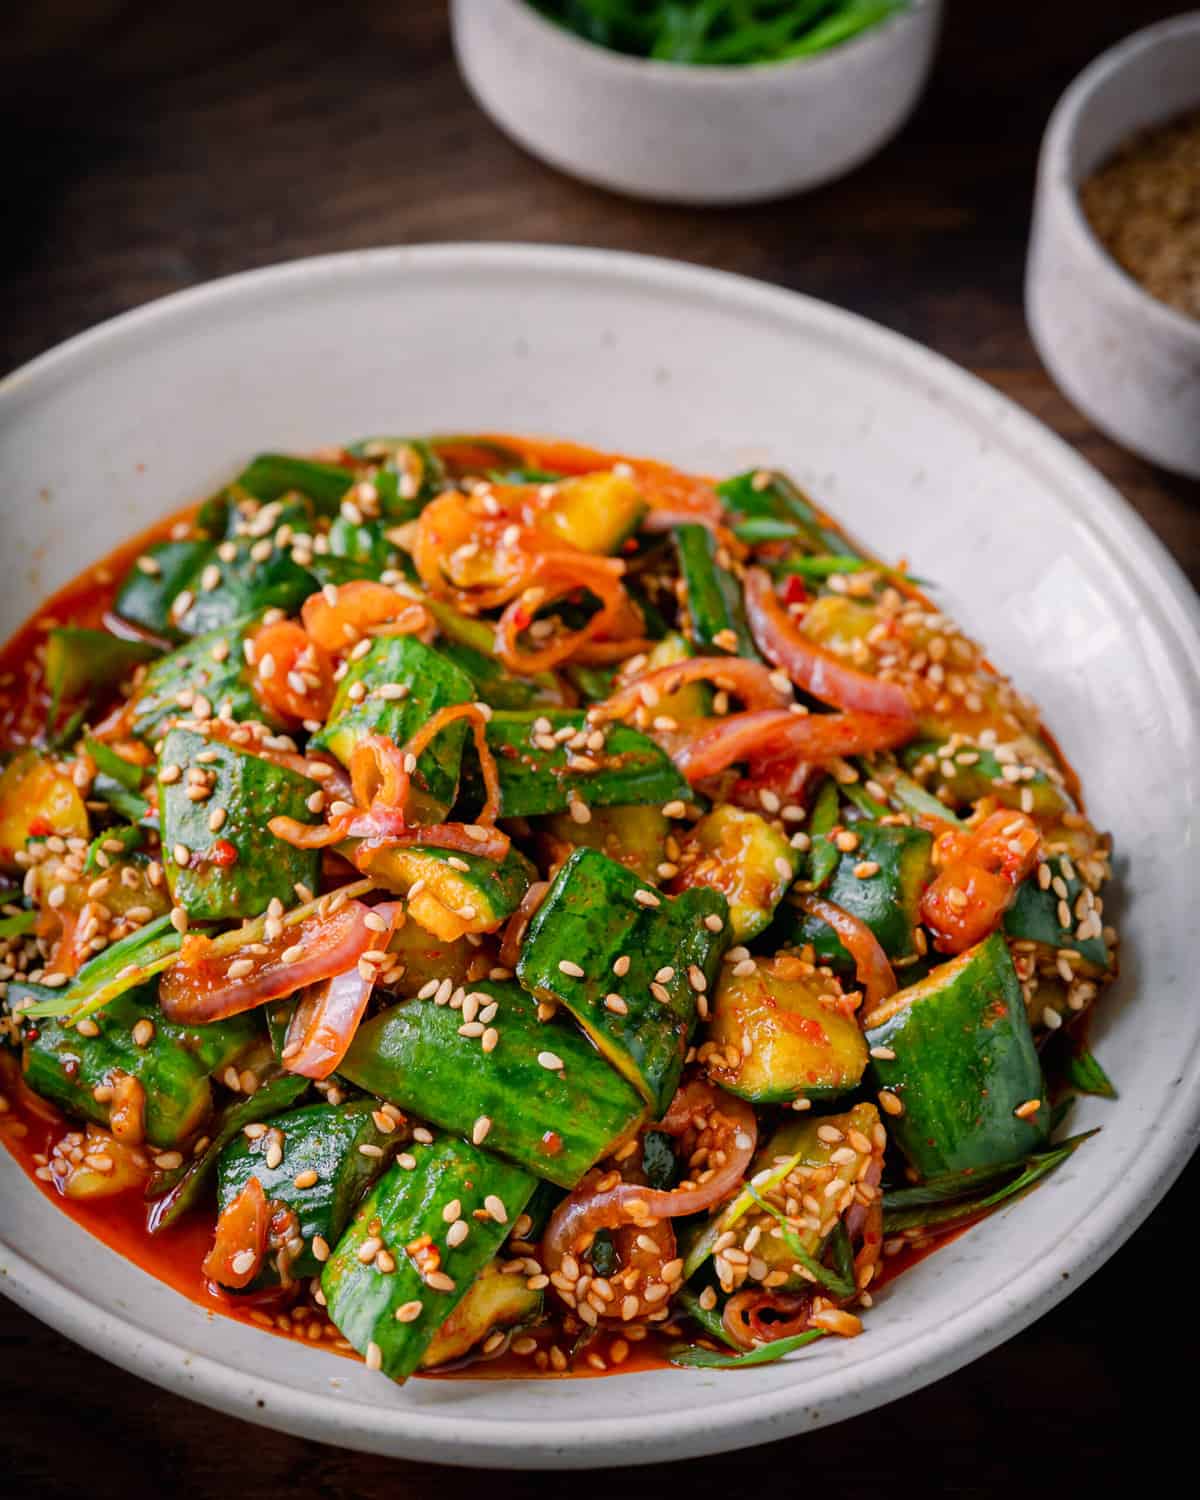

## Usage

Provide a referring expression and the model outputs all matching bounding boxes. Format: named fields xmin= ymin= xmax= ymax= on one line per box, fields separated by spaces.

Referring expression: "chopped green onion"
xmin=668 ymin=1329 xmax=827 ymax=1369
xmin=747 ymin=1186 xmax=857 ymax=1300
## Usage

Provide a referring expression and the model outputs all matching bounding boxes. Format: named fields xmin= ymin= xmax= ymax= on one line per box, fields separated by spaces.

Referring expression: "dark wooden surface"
xmin=2 ymin=1 xmax=1196 ymax=1492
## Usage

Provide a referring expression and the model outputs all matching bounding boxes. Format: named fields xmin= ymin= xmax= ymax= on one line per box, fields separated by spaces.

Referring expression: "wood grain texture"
xmin=1 ymin=0 xmax=1196 ymax=1490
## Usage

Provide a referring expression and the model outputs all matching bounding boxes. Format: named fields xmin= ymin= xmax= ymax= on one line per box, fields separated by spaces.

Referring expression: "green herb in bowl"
xmin=529 ymin=0 xmax=909 ymax=63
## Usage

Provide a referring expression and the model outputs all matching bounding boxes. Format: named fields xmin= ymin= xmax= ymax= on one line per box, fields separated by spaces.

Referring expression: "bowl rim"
xmin=1038 ymin=10 xmax=1200 ymax=346
xmin=469 ymin=0 xmax=935 ymax=85
xmin=1 ymin=243 xmax=1199 ymax=1467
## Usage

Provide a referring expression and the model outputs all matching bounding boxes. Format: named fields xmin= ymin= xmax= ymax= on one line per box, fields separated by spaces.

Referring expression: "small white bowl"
xmin=451 ymin=0 xmax=942 ymax=205
xmin=1026 ymin=13 xmax=1200 ymax=479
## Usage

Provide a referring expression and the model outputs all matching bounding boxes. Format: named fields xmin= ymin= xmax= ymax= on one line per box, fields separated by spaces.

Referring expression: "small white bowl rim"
xmin=1 ymin=244 xmax=1198 ymax=1468
xmin=489 ymin=0 xmax=933 ymax=85
xmin=1040 ymin=10 xmax=1200 ymax=347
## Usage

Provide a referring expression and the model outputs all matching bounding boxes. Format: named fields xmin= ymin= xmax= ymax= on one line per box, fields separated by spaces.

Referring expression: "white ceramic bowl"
xmin=2 ymin=245 xmax=1199 ymax=1468
xmin=451 ymin=0 xmax=942 ymax=204
xmin=1026 ymin=12 xmax=1200 ymax=478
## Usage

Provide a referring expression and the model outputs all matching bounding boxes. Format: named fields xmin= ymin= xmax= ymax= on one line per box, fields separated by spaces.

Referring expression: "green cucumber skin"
xmin=461 ymin=710 xmax=689 ymax=819
xmin=45 ymin=629 xmax=161 ymax=706
xmin=517 ymin=848 xmax=728 ymax=1114
xmin=783 ymin=821 xmax=933 ymax=965
xmin=865 ymin=930 xmax=1050 ymax=1180
xmin=674 ymin=523 xmax=757 ymax=657
xmin=158 ymin=728 xmax=320 ymax=921
xmin=130 ymin=620 xmax=272 ymax=741
xmin=339 ymin=981 xmax=647 ymax=1187
xmin=235 ymin=454 xmax=356 ymax=512
xmin=321 ymin=1139 xmax=536 ymax=1380
xmin=114 ymin=540 xmax=213 ymax=640
xmin=354 ymin=841 xmax=534 ymax=925
xmin=901 ymin=739 xmax=1067 ymax=817
xmin=313 ymin=637 xmax=474 ymax=818
xmin=16 ymin=979 xmax=257 ymax=1147
xmin=217 ymin=1099 xmax=397 ymax=1284
xmin=1004 ymin=856 xmax=1109 ymax=968
xmin=147 ymin=1073 xmax=311 ymax=1232
xmin=176 ymin=545 xmax=315 ymax=640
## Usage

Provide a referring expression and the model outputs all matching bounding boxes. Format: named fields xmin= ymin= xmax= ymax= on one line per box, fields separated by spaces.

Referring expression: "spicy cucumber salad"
xmin=0 ymin=434 xmax=1116 ymax=1380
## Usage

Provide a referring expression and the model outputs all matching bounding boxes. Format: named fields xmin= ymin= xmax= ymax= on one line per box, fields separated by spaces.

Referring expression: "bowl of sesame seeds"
xmin=1 ymin=245 xmax=1198 ymax=1466
xmin=1026 ymin=12 xmax=1200 ymax=478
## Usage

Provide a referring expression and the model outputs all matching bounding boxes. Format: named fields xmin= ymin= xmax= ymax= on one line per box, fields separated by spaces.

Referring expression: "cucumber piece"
xmin=353 ymin=841 xmax=534 ymax=941
xmin=343 ymin=437 xmax=446 ymax=514
xmin=624 ymin=632 xmax=711 ymax=720
xmin=326 ymin=516 xmax=394 ymax=574
xmin=129 ymin=619 xmax=274 ymax=741
xmin=683 ymin=1102 xmax=882 ymax=1286
xmin=0 ymin=750 xmax=90 ymax=868
xmin=114 ymin=539 xmax=213 ymax=639
xmin=516 ymin=847 xmax=729 ymax=1113
xmin=535 ymin=471 xmax=645 ymax=554
xmin=542 ymin=804 xmax=669 ymax=882
xmin=674 ymin=524 xmax=757 ymax=657
xmin=313 ymin=637 xmax=474 ymax=821
xmin=672 ymin=805 xmax=799 ymax=941
xmin=420 ymin=1261 xmax=542 ymax=1369
xmin=15 ymin=978 xmax=257 ymax=1147
xmin=147 ymin=1072 xmax=311 ymax=1231
xmin=901 ymin=737 xmax=1069 ymax=818
xmin=382 ymin=921 xmax=485 ymax=1000
xmin=234 ymin=453 xmax=356 ymax=512
xmin=217 ymin=1098 xmax=398 ymax=1284
xmin=459 ymin=710 xmax=689 ymax=819
xmin=339 ymin=981 xmax=647 ymax=1187
xmin=321 ymin=1137 xmax=536 ymax=1379
xmin=705 ymin=955 xmax=867 ymax=1103
xmin=175 ymin=539 xmax=315 ymax=639
xmin=158 ymin=728 xmax=320 ymax=920
xmin=863 ymin=930 xmax=1051 ymax=1180
xmin=1004 ymin=855 xmax=1110 ymax=971
xmin=781 ymin=821 xmax=932 ymax=966
xmin=44 ymin=629 xmax=160 ymax=711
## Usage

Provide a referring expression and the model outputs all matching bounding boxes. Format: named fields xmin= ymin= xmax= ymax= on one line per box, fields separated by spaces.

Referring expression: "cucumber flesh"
xmin=321 ymin=1137 xmax=536 ymax=1380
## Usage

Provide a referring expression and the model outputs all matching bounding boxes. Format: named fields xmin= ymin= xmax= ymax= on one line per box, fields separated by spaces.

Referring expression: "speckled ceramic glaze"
xmin=451 ymin=0 xmax=942 ymax=204
xmin=1 ymin=246 xmax=1198 ymax=1467
xmin=1026 ymin=13 xmax=1200 ymax=478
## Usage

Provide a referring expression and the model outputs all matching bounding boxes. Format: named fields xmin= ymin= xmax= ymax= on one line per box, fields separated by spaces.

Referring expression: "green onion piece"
xmin=1064 ymin=1047 xmax=1117 ymax=1100
xmin=746 ymin=1186 xmax=857 ymax=1300
xmin=17 ymin=915 xmax=183 ymax=1022
xmin=882 ymin=1129 xmax=1098 ymax=1234
xmin=676 ymin=1286 xmax=740 ymax=1349
xmin=0 ymin=910 xmax=37 ymax=940
xmin=668 ymin=1329 xmax=827 ymax=1369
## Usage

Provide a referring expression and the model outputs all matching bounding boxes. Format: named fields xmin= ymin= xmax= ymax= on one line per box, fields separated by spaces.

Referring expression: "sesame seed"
xmin=558 ymin=959 xmax=584 ymax=978
xmin=172 ymin=843 xmax=191 ymax=867
xmin=484 ymin=1194 xmax=507 ymax=1224
xmin=604 ymin=994 xmax=628 ymax=1015
xmin=704 ymin=913 xmax=724 ymax=932
xmin=655 ymin=966 xmax=675 ymax=984
xmin=425 ymin=1270 xmax=456 ymax=1293
xmin=293 ymin=1168 xmax=319 ymax=1189
xmin=231 ymin=1249 xmax=256 ymax=1276
xmin=537 ymin=1050 xmax=565 ymax=1072
xmin=265 ymin=1140 xmax=283 ymax=1170
xmin=395 ymin=1300 xmax=423 ymax=1323
xmin=633 ymin=889 xmax=660 ymax=908
xmin=365 ymin=1341 xmax=383 ymax=1371
xmin=472 ymin=1116 xmax=492 ymax=1144
xmin=312 ymin=1235 xmax=330 ymax=1263
xmin=878 ymin=1090 xmax=904 ymax=1117
xmin=613 ymin=955 xmax=631 ymax=977
xmin=868 ymin=1045 xmax=896 ymax=1061
xmin=226 ymin=958 xmax=255 ymax=979
xmin=481 ymin=1027 xmax=499 ymax=1053
xmin=650 ymin=982 xmax=671 ymax=1005
xmin=1014 ymin=1098 xmax=1042 ymax=1120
